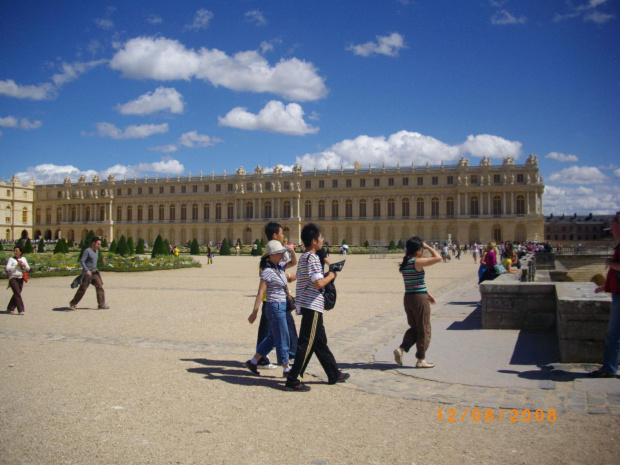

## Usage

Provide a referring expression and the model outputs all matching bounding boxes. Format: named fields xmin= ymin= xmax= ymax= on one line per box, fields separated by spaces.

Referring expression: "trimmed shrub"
xmin=397 ymin=239 xmax=404 ymax=249
xmin=151 ymin=235 xmax=166 ymax=257
xmin=388 ymin=240 xmax=397 ymax=251
xmin=364 ymin=240 xmax=370 ymax=248
xmin=163 ymin=239 xmax=170 ymax=254
xmin=127 ymin=237 xmax=135 ymax=255
xmin=109 ymin=239 xmax=117 ymax=254
xmin=220 ymin=238 xmax=231 ymax=255
xmin=37 ymin=238 xmax=45 ymax=253
xmin=136 ymin=238 xmax=145 ymax=254
xmin=116 ymin=235 xmax=129 ymax=257
xmin=190 ymin=238 xmax=200 ymax=255
xmin=24 ymin=238 xmax=34 ymax=254
xmin=102 ymin=238 xmax=108 ymax=248
xmin=78 ymin=230 xmax=96 ymax=263
xmin=54 ymin=239 xmax=67 ymax=254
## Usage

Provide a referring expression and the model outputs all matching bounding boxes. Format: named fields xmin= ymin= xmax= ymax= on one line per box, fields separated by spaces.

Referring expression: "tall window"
xmin=46 ymin=208 xmax=52 ymax=223
xmin=416 ymin=197 xmax=424 ymax=217
xmin=215 ymin=203 xmax=222 ymax=220
xmin=22 ymin=208 xmax=27 ymax=223
xmin=304 ymin=200 xmax=312 ymax=219
xmin=331 ymin=200 xmax=339 ymax=219
xmin=127 ymin=206 xmax=133 ymax=221
xmin=402 ymin=198 xmax=410 ymax=218
xmin=203 ymin=204 xmax=210 ymax=220
xmin=345 ymin=199 xmax=353 ymax=218
xmin=180 ymin=204 xmax=187 ymax=221
xmin=493 ymin=225 xmax=502 ymax=242
xmin=137 ymin=205 xmax=143 ymax=221
xmin=148 ymin=205 xmax=154 ymax=221
xmin=71 ymin=206 xmax=77 ymax=222
xmin=493 ymin=195 xmax=502 ymax=215
xmin=470 ymin=195 xmax=479 ymax=216
xmin=516 ymin=195 xmax=525 ymax=215
xmin=245 ymin=201 xmax=253 ymax=219
xmin=192 ymin=203 xmax=198 ymax=221
xmin=99 ymin=206 xmax=104 ymax=222
xmin=169 ymin=204 xmax=176 ymax=221
xmin=57 ymin=207 xmax=62 ymax=223
xmin=264 ymin=201 xmax=272 ymax=219
xmin=373 ymin=198 xmax=381 ymax=218
xmin=228 ymin=203 xmax=234 ymax=220
xmin=387 ymin=198 xmax=395 ymax=218
xmin=318 ymin=200 xmax=326 ymax=219
xmin=359 ymin=199 xmax=367 ymax=219
xmin=35 ymin=209 xmax=41 ymax=224
xmin=116 ymin=206 xmax=122 ymax=221
xmin=159 ymin=204 xmax=165 ymax=221
xmin=431 ymin=197 xmax=439 ymax=217
xmin=446 ymin=197 xmax=455 ymax=217
xmin=283 ymin=200 xmax=291 ymax=218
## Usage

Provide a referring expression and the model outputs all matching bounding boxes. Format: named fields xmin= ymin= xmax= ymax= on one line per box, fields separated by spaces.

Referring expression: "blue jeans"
xmin=256 ymin=301 xmax=290 ymax=365
xmin=602 ymin=293 xmax=620 ymax=375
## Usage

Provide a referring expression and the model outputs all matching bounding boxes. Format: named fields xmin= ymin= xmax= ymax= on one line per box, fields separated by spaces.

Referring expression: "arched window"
xmin=35 ymin=209 xmax=41 ymax=223
xmin=180 ymin=204 xmax=187 ymax=221
xmin=446 ymin=197 xmax=454 ymax=217
xmin=127 ymin=206 xmax=133 ymax=221
xmin=215 ymin=203 xmax=222 ymax=220
xmin=22 ymin=208 xmax=27 ymax=223
xmin=373 ymin=198 xmax=381 ymax=218
xmin=203 ymin=204 xmax=210 ymax=221
xmin=148 ymin=205 xmax=154 ymax=221
xmin=431 ymin=197 xmax=439 ymax=218
xmin=493 ymin=225 xmax=502 ymax=242
xmin=304 ymin=200 xmax=312 ymax=219
xmin=245 ymin=201 xmax=253 ymax=219
xmin=46 ymin=208 xmax=52 ymax=224
xmin=402 ymin=198 xmax=410 ymax=218
xmin=516 ymin=195 xmax=525 ymax=215
xmin=416 ymin=197 xmax=424 ymax=217
xmin=116 ymin=206 xmax=122 ymax=221
xmin=192 ymin=203 xmax=198 ymax=221
xmin=318 ymin=200 xmax=325 ymax=219
xmin=470 ymin=195 xmax=479 ymax=216
xmin=159 ymin=204 xmax=165 ymax=221
xmin=169 ymin=204 xmax=176 ymax=221
xmin=227 ymin=202 xmax=234 ymax=220
xmin=493 ymin=195 xmax=502 ymax=215
xmin=331 ymin=200 xmax=339 ymax=219
xmin=264 ymin=201 xmax=272 ymax=219
xmin=283 ymin=200 xmax=291 ymax=218
xmin=359 ymin=199 xmax=367 ymax=219
xmin=99 ymin=206 xmax=105 ymax=222
xmin=387 ymin=198 xmax=395 ymax=218
xmin=5 ymin=207 xmax=10 ymax=224
xmin=345 ymin=199 xmax=353 ymax=218
xmin=57 ymin=207 xmax=62 ymax=223
xmin=137 ymin=205 xmax=143 ymax=221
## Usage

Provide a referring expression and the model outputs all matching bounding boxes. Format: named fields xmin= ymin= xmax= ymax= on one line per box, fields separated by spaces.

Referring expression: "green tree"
xmin=37 ymin=238 xmax=45 ymax=253
xmin=116 ymin=235 xmax=129 ymax=256
xmin=53 ymin=238 xmax=66 ymax=254
xmin=397 ymin=239 xmax=404 ymax=249
xmin=364 ymin=240 xmax=370 ymax=248
xmin=78 ymin=230 xmax=96 ymax=263
xmin=0 ymin=241 xmax=3 ymax=251
xmin=151 ymin=235 xmax=166 ymax=257
xmin=388 ymin=240 xmax=397 ymax=251
xmin=24 ymin=238 xmax=34 ymax=254
xmin=127 ymin=236 xmax=135 ymax=255
xmin=220 ymin=238 xmax=231 ymax=255
xmin=109 ymin=239 xmax=117 ymax=254
xmin=136 ymin=238 xmax=145 ymax=254
xmin=102 ymin=238 xmax=108 ymax=248
xmin=190 ymin=238 xmax=200 ymax=255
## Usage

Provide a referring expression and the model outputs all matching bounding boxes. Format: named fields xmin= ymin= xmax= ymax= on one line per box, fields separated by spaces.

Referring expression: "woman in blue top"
xmin=393 ymin=236 xmax=441 ymax=368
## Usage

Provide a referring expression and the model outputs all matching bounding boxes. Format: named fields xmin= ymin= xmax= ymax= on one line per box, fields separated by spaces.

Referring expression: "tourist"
xmin=5 ymin=244 xmax=30 ymax=315
xmin=589 ymin=213 xmax=620 ymax=378
xmin=441 ymin=243 xmax=449 ymax=262
xmin=393 ymin=237 xmax=442 ymax=368
xmin=501 ymin=242 xmax=520 ymax=274
xmin=246 ymin=240 xmax=298 ymax=377
xmin=69 ymin=236 xmax=109 ymax=310
xmin=285 ymin=223 xmax=349 ymax=392
xmin=207 ymin=245 xmax=212 ymax=264
xmin=472 ymin=241 xmax=479 ymax=264
xmin=480 ymin=241 xmax=498 ymax=283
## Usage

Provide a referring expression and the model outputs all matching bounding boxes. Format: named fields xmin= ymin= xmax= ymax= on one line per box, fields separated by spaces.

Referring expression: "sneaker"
xmin=18 ymin=311 xmax=25 ymax=315
xmin=69 ymin=303 xmax=76 ymax=311
xmin=6 ymin=309 xmax=15 ymax=314
xmin=284 ymin=382 xmax=311 ymax=392
xmin=257 ymin=357 xmax=271 ymax=366
xmin=393 ymin=348 xmax=403 ymax=366
xmin=416 ymin=360 xmax=435 ymax=368
xmin=328 ymin=372 xmax=350 ymax=385
xmin=260 ymin=363 xmax=278 ymax=370
xmin=98 ymin=304 xmax=110 ymax=309
xmin=245 ymin=360 xmax=260 ymax=376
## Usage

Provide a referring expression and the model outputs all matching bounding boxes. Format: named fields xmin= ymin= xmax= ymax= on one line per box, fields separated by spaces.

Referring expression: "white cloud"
xmin=0 ymin=79 xmax=56 ymax=100
xmin=0 ymin=116 xmax=42 ymax=130
xmin=545 ymin=152 xmax=579 ymax=163
xmin=346 ymin=32 xmax=405 ymax=57
xmin=491 ymin=9 xmax=527 ymax=25
xmin=218 ymin=100 xmax=319 ymax=135
xmin=149 ymin=144 xmax=178 ymax=153
xmin=52 ymin=60 xmax=107 ymax=86
xmin=14 ymin=164 xmax=98 ymax=184
xmin=95 ymin=18 xmax=114 ymax=30
xmin=147 ymin=15 xmax=163 ymax=25
xmin=85 ymin=122 xmax=169 ymax=139
xmin=543 ymin=184 xmax=620 ymax=215
xmin=547 ymin=166 xmax=609 ymax=184
xmin=178 ymin=131 xmax=222 ymax=148
xmin=246 ymin=10 xmax=266 ymax=26
xmin=185 ymin=9 xmax=213 ymax=31
xmin=584 ymin=11 xmax=615 ymax=23
xmin=110 ymin=36 xmax=328 ymax=102
xmin=614 ymin=169 xmax=620 ymax=178
xmin=553 ymin=0 xmax=614 ymax=24
xmin=116 ymin=87 xmax=184 ymax=115
xmin=295 ymin=131 xmax=522 ymax=170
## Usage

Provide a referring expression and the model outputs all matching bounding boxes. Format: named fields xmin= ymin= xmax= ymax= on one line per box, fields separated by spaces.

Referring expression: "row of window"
xmin=37 ymin=195 xmax=528 ymax=223
xmin=4 ymin=206 xmax=28 ymax=223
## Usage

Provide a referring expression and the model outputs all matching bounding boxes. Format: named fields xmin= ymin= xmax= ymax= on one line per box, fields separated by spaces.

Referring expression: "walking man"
xmin=70 ymin=236 xmax=109 ymax=310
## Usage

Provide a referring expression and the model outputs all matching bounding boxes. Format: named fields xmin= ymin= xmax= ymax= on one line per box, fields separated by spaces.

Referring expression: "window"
xmin=203 ymin=204 xmax=210 ymax=220
xmin=246 ymin=183 xmax=252 ymax=192
xmin=116 ymin=206 xmax=122 ymax=221
xmin=345 ymin=199 xmax=353 ymax=218
xmin=138 ymin=187 xmax=143 ymax=194
xmin=127 ymin=206 xmax=133 ymax=221
xmin=416 ymin=197 xmax=424 ymax=217
xmin=193 ymin=185 xmax=198 ymax=193
xmin=159 ymin=186 xmax=164 ymax=194
xmin=359 ymin=199 xmax=367 ymax=218
xmin=374 ymin=178 xmax=380 ymax=187
xmin=493 ymin=225 xmax=502 ymax=243
xmin=159 ymin=204 xmax=165 ymax=221
xmin=470 ymin=196 xmax=479 ymax=216
xmin=215 ymin=203 xmax=222 ymax=220
xmin=216 ymin=184 xmax=221 ymax=192
xmin=137 ymin=206 xmax=143 ymax=221
xmin=516 ymin=195 xmax=525 ymax=215
xmin=284 ymin=181 xmax=290 ymax=190
xmin=264 ymin=201 xmax=272 ymax=219
xmin=6 ymin=190 xmax=10 ymax=197
xmin=245 ymin=202 xmax=253 ymax=219
xmin=35 ymin=209 xmax=41 ymax=223
xmin=387 ymin=198 xmax=395 ymax=218
xmin=319 ymin=180 xmax=325 ymax=188
xmin=360 ymin=179 xmax=366 ymax=187
xmin=346 ymin=179 xmax=352 ymax=188
xmin=402 ymin=177 xmax=409 ymax=186
xmin=46 ymin=208 xmax=52 ymax=224
xmin=493 ymin=174 xmax=500 ymax=184
xmin=446 ymin=197 xmax=455 ymax=217
xmin=492 ymin=195 xmax=502 ymax=215
xmin=517 ymin=173 xmax=524 ymax=183
xmin=127 ymin=188 xmax=132 ymax=195
xmin=180 ymin=204 xmax=187 ymax=221
xmin=431 ymin=197 xmax=439 ymax=217
xmin=402 ymin=198 xmax=410 ymax=218
xmin=170 ymin=186 xmax=176 ymax=194
xmin=388 ymin=177 xmax=394 ymax=187
xmin=304 ymin=200 xmax=312 ymax=219
xmin=447 ymin=176 xmax=454 ymax=185
xmin=471 ymin=175 xmax=478 ymax=184
xmin=432 ymin=176 xmax=438 ymax=186
xmin=417 ymin=177 xmax=423 ymax=186
xmin=373 ymin=198 xmax=381 ymax=218
xmin=204 ymin=185 xmax=209 ymax=192
xmin=283 ymin=200 xmax=291 ymax=218
xmin=117 ymin=188 xmax=122 ymax=195
xmin=318 ymin=200 xmax=326 ymax=219
xmin=169 ymin=204 xmax=176 ymax=221
xmin=228 ymin=203 xmax=234 ymax=220
xmin=57 ymin=191 xmax=62 ymax=199
xmin=265 ymin=182 xmax=272 ymax=192
xmin=149 ymin=187 xmax=153 ymax=194
xmin=331 ymin=200 xmax=339 ymax=219
xmin=332 ymin=180 xmax=338 ymax=188
xmin=22 ymin=208 xmax=27 ymax=223
xmin=305 ymin=180 xmax=311 ymax=189
xmin=181 ymin=186 xmax=186 ymax=193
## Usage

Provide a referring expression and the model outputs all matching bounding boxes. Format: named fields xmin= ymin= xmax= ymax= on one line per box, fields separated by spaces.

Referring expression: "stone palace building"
xmin=6 ymin=154 xmax=545 ymax=247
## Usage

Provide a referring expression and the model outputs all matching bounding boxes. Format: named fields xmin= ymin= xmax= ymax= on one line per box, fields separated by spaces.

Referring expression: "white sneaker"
xmin=258 ymin=363 xmax=278 ymax=370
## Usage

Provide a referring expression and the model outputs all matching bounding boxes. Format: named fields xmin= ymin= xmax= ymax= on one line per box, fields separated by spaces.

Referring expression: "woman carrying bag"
xmin=6 ymin=244 xmax=31 ymax=315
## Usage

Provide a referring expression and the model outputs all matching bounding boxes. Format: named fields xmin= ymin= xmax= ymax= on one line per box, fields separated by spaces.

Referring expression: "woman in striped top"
xmin=393 ymin=236 xmax=441 ymax=368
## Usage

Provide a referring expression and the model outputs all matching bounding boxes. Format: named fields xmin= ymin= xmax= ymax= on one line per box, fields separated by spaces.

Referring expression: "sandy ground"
xmin=1 ymin=253 xmax=619 ymax=465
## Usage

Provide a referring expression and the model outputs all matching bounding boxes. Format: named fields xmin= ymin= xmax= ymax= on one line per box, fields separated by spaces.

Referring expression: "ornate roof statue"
xmin=92 ymin=174 xmax=100 ymax=183
xmin=254 ymin=165 xmax=264 ymax=176
xmin=292 ymin=163 xmax=303 ymax=174
xmin=273 ymin=165 xmax=283 ymax=175
xmin=236 ymin=166 xmax=246 ymax=177
xmin=502 ymin=155 xmax=515 ymax=166
xmin=63 ymin=176 xmax=72 ymax=185
xmin=107 ymin=173 xmax=116 ymax=182
xmin=526 ymin=154 xmax=538 ymax=165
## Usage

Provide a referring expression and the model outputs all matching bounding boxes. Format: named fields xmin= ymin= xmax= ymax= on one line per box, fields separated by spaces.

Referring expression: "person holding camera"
xmin=6 ymin=244 xmax=31 ymax=315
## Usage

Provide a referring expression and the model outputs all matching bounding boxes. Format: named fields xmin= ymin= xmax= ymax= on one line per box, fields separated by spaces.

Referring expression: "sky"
xmin=0 ymin=0 xmax=619 ymax=215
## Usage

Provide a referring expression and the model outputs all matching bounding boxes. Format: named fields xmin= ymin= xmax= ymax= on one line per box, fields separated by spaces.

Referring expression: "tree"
xmin=109 ymin=239 xmax=117 ymax=254
xmin=256 ymin=239 xmax=264 ymax=256
xmin=220 ymin=238 xmax=231 ymax=255
xmin=116 ymin=235 xmax=129 ymax=256
xmin=24 ymin=238 xmax=34 ymax=254
xmin=136 ymin=238 xmax=145 ymax=254
xmin=388 ymin=240 xmax=397 ymax=251
xmin=78 ymin=230 xmax=96 ymax=263
xmin=397 ymin=239 xmax=404 ymax=249
xmin=364 ymin=240 xmax=370 ymax=248
xmin=0 ymin=241 xmax=3 ymax=251
xmin=102 ymin=238 xmax=108 ymax=248
xmin=127 ymin=236 xmax=135 ymax=255
xmin=54 ymin=238 xmax=67 ymax=254
xmin=190 ymin=238 xmax=200 ymax=255
xmin=151 ymin=235 xmax=166 ymax=257
xmin=163 ymin=239 xmax=170 ymax=254
xmin=37 ymin=238 xmax=45 ymax=253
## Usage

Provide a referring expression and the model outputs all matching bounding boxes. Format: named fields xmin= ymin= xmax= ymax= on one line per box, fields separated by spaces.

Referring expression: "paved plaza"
xmin=1 ymin=253 xmax=619 ymax=464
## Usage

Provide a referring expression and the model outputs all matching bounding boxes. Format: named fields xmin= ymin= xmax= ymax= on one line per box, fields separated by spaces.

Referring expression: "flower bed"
xmin=0 ymin=252 xmax=200 ymax=279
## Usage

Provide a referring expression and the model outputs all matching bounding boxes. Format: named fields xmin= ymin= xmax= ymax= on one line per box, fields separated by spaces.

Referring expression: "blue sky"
xmin=1 ymin=0 xmax=619 ymax=214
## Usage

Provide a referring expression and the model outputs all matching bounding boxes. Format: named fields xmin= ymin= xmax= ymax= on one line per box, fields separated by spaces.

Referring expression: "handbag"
xmin=322 ymin=279 xmax=337 ymax=310
xmin=494 ymin=263 xmax=507 ymax=275
xmin=276 ymin=268 xmax=296 ymax=313
xmin=22 ymin=271 xmax=29 ymax=283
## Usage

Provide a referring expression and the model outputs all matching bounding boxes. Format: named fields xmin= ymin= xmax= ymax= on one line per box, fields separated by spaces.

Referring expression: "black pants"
xmin=286 ymin=308 xmax=338 ymax=386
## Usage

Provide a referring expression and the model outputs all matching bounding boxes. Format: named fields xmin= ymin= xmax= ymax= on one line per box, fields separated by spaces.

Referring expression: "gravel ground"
xmin=1 ymin=253 xmax=619 ymax=465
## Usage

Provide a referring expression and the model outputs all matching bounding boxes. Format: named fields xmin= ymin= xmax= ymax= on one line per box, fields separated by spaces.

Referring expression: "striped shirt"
xmin=401 ymin=258 xmax=427 ymax=294
xmin=295 ymin=252 xmax=325 ymax=313
xmin=260 ymin=262 xmax=288 ymax=303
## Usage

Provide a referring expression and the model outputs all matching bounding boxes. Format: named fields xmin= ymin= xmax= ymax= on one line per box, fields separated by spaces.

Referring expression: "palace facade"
xmin=27 ymin=154 xmax=545 ymax=247
xmin=1 ymin=176 xmax=35 ymax=242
